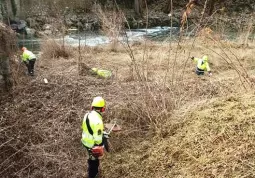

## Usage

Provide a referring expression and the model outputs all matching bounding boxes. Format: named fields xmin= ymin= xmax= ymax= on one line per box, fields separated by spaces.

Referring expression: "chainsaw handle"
xmin=102 ymin=135 xmax=110 ymax=152
xmin=105 ymin=121 xmax=117 ymax=135
xmin=103 ymin=132 xmax=110 ymax=138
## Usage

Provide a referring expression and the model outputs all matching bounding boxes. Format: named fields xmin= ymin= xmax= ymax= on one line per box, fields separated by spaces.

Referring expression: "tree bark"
xmin=208 ymin=0 xmax=216 ymax=16
xmin=0 ymin=56 xmax=12 ymax=91
xmin=164 ymin=0 xmax=171 ymax=13
xmin=134 ymin=0 xmax=143 ymax=16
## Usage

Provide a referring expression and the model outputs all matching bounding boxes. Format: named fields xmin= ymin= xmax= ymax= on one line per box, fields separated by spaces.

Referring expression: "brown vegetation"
xmin=1 ymin=0 xmax=255 ymax=177
xmin=1 ymin=32 xmax=255 ymax=177
xmin=40 ymin=39 xmax=73 ymax=59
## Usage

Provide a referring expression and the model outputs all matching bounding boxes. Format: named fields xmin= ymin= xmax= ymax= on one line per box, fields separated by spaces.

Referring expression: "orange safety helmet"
xmin=21 ymin=47 xmax=27 ymax=51
xmin=91 ymin=146 xmax=104 ymax=157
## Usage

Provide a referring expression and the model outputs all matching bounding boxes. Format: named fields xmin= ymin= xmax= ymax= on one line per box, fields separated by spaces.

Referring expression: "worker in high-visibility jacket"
xmin=21 ymin=47 xmax=36 ymax=76
xmin=81 ymin=96 xmax=105 ymax=178
xmin=91 ymin=68 xmax=112 ymax=79
xmin=191 ymin=55 xmax=212 ymax=76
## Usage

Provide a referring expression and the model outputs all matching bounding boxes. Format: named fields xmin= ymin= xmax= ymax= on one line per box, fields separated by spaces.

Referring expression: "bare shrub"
xmin=40 ymin=39 xmax=73 ymax=59
xmin=94 ymin=4 xmax=125 ymax=51
xmin=237 ymin=16 xmax=254 ymax=47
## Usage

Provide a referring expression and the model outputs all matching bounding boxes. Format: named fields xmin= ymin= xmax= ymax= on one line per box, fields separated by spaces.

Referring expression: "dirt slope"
xmin=0 ymin=40 xmax=255 ymax=177
xmin=102 ymin=94 xmax=255 ymax=177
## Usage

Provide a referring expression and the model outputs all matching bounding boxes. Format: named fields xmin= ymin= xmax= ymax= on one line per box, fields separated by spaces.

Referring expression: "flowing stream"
xmin=17 ymin=26 xmax=180 ymax=53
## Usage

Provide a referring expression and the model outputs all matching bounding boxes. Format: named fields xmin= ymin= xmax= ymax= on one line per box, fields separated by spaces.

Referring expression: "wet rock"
xmin=77 ymin=21 xmax=83 ymax=28
xmin=44 ymin=29 xmax=52 ymax=35
xmin=35 ymin=30 xmax=50 ymax=37
xmin=35 ymin=16 xmax=47 ymax=24
xmin=65 ymin=19 xmax=73 ymax=27
xmin=26 ymin=28 xmax=36 ymax=37
xmin=84 ymin=23 xmax=92 ymax=31
xmin=70 ymin=15 xmax=78 ymax=23
xmin=43 ymin=24 xmax=52 ymax=30
xmin=26 ymin=18 xmax=39 ymax=28
xmin=10 ymin=19 xmax=27 ymax=34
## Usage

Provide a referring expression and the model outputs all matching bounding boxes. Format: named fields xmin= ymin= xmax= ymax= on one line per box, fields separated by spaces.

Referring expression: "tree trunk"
xmin=164 ymin=0 xmax=171 ymax=13
xmin=134 ymin=0 xmax=142 ymax=16
xmin=208 ymin=0 xmax=216 ymax=16
xmin=0 ymin=56 xmax=12 ymax=91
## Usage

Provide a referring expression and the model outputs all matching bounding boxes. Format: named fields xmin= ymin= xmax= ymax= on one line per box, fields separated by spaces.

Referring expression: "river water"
xmin=17 ymin=26 xmax=179 ymax=53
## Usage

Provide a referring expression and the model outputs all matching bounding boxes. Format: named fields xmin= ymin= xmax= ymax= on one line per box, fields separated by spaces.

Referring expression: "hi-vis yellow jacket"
xmin=194 ymin=57 xmax=211 ymax=71
xmin=22 ymin=50 xmax=36 ymax=62
xmin=81 ymin=111 xmax=104 ymax=148
xmin=91 ymin=68 xmax=112 ymax=78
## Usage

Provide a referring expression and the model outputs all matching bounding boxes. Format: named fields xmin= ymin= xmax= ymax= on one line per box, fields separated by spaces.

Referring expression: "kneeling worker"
xmin=91 ymin=68 xmax=112 ymax=79
xmin=191 ymin=55 xmax=212 ymax=76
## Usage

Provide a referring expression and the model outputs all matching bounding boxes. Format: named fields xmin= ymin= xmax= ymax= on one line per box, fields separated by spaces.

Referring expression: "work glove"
xmin=191 ymin=56 xmax=194 ymax=60
xmin=103 ymin=131 xmax=110 ymax=139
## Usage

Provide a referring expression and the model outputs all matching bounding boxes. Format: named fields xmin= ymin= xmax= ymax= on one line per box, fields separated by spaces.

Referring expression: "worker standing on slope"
xmin=191 ymin=55 xmax=212 ymax=76
xmin=81 ymin=96 xmax=106 ymax=178
xmin=21 ymin=47 xmax=36 ymax=76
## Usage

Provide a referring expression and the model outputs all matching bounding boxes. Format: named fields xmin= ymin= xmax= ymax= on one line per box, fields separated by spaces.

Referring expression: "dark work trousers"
xmin=83 ymin=145 xmax=100 ymax=178
xmin=25 ymin=58 xmax=36 ymax=76
xmin=88 ymin=159 xmax=99 ymax=178
xmin=195 ymin=67 xmax=204 ymax=75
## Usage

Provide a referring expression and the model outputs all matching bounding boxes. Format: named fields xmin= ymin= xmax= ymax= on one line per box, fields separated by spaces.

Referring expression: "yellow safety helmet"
xmin=91 ymin=96 xmax=105 ymax=108
xmin=203 ymin=55 xmax=208 ymax=62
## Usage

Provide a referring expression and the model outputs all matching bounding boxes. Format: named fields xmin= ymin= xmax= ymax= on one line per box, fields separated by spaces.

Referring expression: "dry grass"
xmin=40 ymin=39 xmax=73 ymax=59
xmin=102 ymin=94 xmax=255 ymax=178
xmin=1 ymin=37 xmax=255 ymax=177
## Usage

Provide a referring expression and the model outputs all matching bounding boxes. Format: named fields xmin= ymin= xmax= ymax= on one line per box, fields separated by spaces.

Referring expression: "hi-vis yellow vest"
xmin=81 ymin=111 xmax=104 ymax=148
xmin=91 ymin=68 xmax=112 ymax=78
xmin=194 ymin=58 xmax=211 ymax=71
xmin=97 ymin=69 xmax=112 ymax=78
xmin=22 ymin=50 xmax=36 ymax=62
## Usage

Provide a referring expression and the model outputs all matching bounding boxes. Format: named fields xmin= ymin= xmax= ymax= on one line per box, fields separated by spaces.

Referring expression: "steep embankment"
xmin=1 ymin=39 xmax=255 ymax=177
xmin=102 ymin=94 xmax=255 ymax=177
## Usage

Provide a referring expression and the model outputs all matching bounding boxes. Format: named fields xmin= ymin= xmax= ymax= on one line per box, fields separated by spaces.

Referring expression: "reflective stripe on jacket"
xmin=97 ymin=69 xmax=112 ymax=78
xmin=22 ymin=50 xmax=36 ymax=62
xmin=194 ymin=57 xmax=210 ymax=71
xmin=81 ymin=110 xmax=104 ymax=148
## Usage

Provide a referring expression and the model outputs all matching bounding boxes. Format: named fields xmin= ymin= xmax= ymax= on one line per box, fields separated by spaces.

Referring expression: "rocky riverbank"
xmin=6 ymin=0 xmax=255 ymax=38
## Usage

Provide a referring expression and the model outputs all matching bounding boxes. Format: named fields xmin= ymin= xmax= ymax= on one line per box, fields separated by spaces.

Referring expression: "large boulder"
xmin=10 ymin=19 xmax=27 ymax=34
